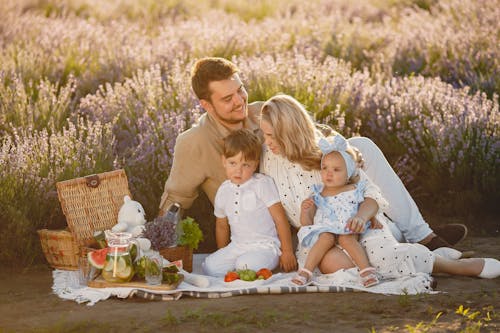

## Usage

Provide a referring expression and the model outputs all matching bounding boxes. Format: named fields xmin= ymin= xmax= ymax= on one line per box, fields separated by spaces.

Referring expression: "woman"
xmin=259 ymin=94 xmax=500 ymax=280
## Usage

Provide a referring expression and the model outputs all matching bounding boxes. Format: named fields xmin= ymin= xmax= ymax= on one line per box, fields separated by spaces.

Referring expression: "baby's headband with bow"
xmin=318 ymin=135 xmax=356 ymax=178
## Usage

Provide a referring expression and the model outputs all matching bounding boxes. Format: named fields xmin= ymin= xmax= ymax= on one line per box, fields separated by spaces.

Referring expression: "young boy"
xmin=202 ymin=129 xmax=297 ymax=277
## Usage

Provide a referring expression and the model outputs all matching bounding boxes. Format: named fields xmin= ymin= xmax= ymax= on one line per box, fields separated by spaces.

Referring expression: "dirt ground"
xmin=1 ymin=236 xmax=499 ymax=333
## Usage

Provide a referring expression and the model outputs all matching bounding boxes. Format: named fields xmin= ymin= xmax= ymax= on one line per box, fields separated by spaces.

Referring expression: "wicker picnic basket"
xmin=38 ymin=170 xmax=132 ymax=270
xmin=37 ymin=229 xmax=79 ymax=270
xmin=40 ymin=169 xmax=194 ymax=272
xmin=56 ymin=169 xmax=131 ymax=248
xmin=159 ymin=245 xmax=193 ymax=272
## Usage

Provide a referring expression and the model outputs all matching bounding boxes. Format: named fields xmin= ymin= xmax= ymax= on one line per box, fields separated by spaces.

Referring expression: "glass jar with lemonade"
xmin=102 ymin=231 xmax=135 ymax=283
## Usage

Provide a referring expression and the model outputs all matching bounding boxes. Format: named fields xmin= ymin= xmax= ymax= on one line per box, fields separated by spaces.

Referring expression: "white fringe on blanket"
xmin=52 ymin=270 xmax=136 ymax=306
xmin=314 ymin=268 xmax=436 ymax=294
xmin=52 ymin=262 xmax=437 ymax=306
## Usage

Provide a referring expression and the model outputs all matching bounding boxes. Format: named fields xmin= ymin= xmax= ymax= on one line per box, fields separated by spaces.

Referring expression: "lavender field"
xmin=0 ymin=0 xmax=498 ymax=267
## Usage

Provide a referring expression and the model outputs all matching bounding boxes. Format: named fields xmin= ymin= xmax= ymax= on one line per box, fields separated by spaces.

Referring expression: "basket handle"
xmin=85 ymin=174 xmax=101 ymax=188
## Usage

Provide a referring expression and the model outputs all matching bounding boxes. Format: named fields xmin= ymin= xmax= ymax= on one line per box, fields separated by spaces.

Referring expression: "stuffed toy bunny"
xmin=112 ymin=195 xmax=151 ymax=251
xmin=111 ymin=196 xmax=209 ymax=287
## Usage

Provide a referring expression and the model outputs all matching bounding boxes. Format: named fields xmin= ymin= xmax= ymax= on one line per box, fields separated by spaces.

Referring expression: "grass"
xmin=369 ymin=305 xmax=498 ymax=333
xmin=15 ymin=320 xmax=114 ymax=333
xmin=1 ymin=306 xmax=496 ymax=333
xmin=161 ymin=306 xmax=290 ymax=330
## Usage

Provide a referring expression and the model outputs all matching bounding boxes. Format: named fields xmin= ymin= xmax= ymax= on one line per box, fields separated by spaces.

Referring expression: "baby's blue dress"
xmin=297 ymin=180 xmax=370 ymax=248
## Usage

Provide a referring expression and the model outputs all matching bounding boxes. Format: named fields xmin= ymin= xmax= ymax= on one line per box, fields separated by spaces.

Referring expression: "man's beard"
xmin=213 ymin=105 xmax=247 ymax=125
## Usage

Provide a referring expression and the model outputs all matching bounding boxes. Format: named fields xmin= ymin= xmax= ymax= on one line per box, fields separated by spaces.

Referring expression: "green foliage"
xmin=134 ymin=256 xmax=147 ymax=279
xmin=0 ymin=167 xmax=63 ymax=267
xmin=178 ymin=217 xmax=203 ymax=250
xmin=162 ymin=309 xmax=180 ymax=325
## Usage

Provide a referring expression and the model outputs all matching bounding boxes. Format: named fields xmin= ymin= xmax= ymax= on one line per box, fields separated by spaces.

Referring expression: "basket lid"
xmin=56 ymin=169 xmax=132 ymax=246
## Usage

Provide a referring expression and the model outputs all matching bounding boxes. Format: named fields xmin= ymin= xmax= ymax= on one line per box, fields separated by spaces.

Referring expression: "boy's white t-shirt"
xmin=214 ymin=173 xmax=281 ymax=247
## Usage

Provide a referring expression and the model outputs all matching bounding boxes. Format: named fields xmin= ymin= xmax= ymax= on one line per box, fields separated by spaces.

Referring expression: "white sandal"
xmin=359 ymin=267 xmax=379 ymax=287
xmin=478 ymin=258 xmax=500 ymax=279
xmin=291 ymin=268 xmax=313 ymax=286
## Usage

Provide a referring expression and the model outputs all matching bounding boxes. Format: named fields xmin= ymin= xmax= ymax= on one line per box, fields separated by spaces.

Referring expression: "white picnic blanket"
xmin=52 ymin=254 xmax=437 ymax=306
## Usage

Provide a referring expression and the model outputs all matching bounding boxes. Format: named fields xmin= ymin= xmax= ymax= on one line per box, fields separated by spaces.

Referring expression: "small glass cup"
xmin=145 ymin=253 xmax=163 ymax=286
xmin=78 ymin=256 xmax=92 ymax=286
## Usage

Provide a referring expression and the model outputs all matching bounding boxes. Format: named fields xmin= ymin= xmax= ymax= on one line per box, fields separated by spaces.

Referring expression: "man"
xmin=159 ymin=57 xmax=467 ymax=256
xmin=159 ymin=57 xmax=261 ymax=215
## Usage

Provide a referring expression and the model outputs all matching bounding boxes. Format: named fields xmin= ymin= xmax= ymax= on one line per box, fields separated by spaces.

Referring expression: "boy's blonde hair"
xmin=261 ymin=94 xmax=322 ymax=171
xmin=223 ymin=128 xmax=261 ymax=161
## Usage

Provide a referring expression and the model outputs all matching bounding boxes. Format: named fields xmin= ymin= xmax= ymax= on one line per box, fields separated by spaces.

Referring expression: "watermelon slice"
xmin=88 ymin=248 xmax=109 ymax=269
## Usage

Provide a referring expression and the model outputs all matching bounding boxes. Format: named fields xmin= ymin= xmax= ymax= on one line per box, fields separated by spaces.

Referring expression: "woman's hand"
xmin=369 ymin=217 xmax=383 ymax=229
xmin=346 ymin=215 xmax=367 ymax=233
xmin=279 ymin=250 xmax=298 ymax=272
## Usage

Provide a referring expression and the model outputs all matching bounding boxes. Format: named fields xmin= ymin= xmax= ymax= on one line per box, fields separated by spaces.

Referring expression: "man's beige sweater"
xmin=158 ymin=102 xmax=263 ymax=215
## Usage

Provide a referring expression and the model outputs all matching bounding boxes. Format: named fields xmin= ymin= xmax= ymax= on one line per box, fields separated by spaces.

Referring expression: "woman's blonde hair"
xmin=261 ymin=94 xmax=322 ymax=170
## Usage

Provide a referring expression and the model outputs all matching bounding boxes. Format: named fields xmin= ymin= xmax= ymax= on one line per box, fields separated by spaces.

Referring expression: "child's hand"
xmin=279 ymin=250 xmax=297 ymax=272
xmin=300 ymin=198 xmax=316 ymax=227
xmin=370 ymin=217 xmax=383 ymax=229
xmin=347 ymin=215 xmax=367 ymax=233
xmin=301 ymin=198 xmax=315 ymax=211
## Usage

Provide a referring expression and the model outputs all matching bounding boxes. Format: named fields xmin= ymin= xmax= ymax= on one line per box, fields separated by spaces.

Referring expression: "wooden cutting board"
xmin=88 ymin=274 xmax=183 ymax=291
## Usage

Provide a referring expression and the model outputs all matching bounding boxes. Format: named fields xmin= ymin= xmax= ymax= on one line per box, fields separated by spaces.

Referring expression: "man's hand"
xmin=351 ymin=146 xmax=365 ymax=169
xmin=279 ymin=250 xmax=297 ymax=272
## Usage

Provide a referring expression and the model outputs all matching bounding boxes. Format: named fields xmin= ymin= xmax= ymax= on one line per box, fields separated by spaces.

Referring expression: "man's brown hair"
xmin=223 ymin=129 xmax=261 ymax=162
xmin=191 ymin=57 xmax=239 ymax=101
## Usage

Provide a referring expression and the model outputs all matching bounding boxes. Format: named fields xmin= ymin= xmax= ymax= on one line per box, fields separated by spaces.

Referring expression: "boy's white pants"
xmin=348 ymin=137 xmax=433 ymax=243
xmin=202 ymin=242 xmax=279 ymax=277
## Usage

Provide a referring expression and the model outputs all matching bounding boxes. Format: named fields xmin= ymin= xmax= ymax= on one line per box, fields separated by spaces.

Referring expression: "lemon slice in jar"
xmin=115 ymin=256 xmax=127 ymax=271
xmin=116 ymin=265 xmax=133 ymax=280
xmin=104 ymin=256 xmax=127 ymax=274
